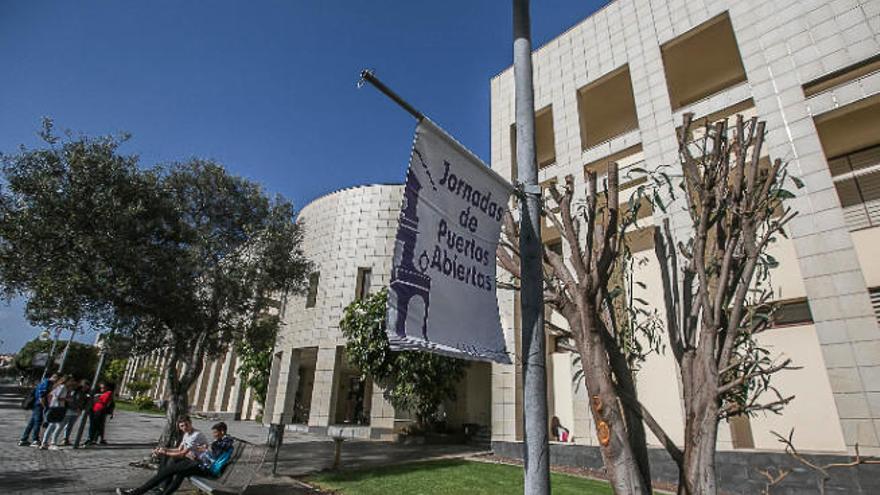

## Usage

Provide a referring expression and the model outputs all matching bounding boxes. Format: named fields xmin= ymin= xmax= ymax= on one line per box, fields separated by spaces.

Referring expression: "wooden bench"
xmin=189 ymin=437 xmax=268 ymax=495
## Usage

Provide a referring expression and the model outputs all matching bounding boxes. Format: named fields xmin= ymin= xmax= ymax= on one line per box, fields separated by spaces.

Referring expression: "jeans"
xmin=42 ymin=421 xmax=64 ymax=446
xmin=20 ymin=405 xmax=44 ymax=443
xmin=62 ymin=412 xmax=80 ymax=442
xmin=130 ymin=458 xmax=207 ymax=495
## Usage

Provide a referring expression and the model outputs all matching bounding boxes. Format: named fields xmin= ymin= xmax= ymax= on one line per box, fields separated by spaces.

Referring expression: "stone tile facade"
xmin=490 ymin=0 xmax=880 ymax=454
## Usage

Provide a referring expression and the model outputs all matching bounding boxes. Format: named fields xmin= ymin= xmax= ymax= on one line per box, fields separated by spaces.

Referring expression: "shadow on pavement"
xmin=0 ymin=471 xmax=80 ymax=491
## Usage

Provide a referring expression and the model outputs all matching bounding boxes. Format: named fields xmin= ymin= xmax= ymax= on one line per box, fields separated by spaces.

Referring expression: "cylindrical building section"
xmin=267 ymin=184 xmax=403 ymax=434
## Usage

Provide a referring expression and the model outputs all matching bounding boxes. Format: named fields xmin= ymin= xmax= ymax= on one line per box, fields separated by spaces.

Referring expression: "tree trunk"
xmin=157 ymin=353 xmax=203 ymax=448
xmin=580 ymin=335 xmax=652 ymax=495
xmin=678 ymin=352 xmax=719 ymax=495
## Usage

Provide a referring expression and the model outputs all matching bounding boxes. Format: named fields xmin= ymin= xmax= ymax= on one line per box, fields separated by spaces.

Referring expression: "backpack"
xmin=209 ymin=447 xmax=234 ymax=477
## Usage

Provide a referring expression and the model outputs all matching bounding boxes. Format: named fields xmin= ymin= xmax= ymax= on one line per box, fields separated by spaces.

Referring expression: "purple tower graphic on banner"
xmin=390 ymin=167 xmax=431 ymax=340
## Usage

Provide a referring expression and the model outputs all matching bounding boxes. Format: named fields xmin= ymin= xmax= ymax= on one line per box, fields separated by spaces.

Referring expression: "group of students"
xmin=18 ymin=373 xmax=115 ymax=449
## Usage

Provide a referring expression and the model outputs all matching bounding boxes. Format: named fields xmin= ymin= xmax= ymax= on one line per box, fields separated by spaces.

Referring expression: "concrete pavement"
xmin=0 ymin=382 xmax=485 ymax=494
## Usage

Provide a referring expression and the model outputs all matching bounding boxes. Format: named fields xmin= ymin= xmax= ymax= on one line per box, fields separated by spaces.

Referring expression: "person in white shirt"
xmin=41 ymin=376 xmax=74 ymax=449
xmin=117 ymin=415 xmax=209 ymax=495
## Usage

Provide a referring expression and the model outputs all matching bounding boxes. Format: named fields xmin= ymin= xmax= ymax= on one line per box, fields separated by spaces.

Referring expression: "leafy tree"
xmin=0 ymin=121 xmax=311 ymax=446
xmin=127 ymin=364 xmax=160 ymax=397
xmin=339 ymin=288 xmax=467 ymax=428
xmin=14 ymin=337 xmax=98 ymax=381
xmin=101 ymin=358 xmax=128 ymax=385
xmin=235 ymin=313 xmax=280 ymax=406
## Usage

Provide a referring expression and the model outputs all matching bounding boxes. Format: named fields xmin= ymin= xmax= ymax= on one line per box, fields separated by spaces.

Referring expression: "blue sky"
xmin=0 ymin=0 xmax=607 ymax=353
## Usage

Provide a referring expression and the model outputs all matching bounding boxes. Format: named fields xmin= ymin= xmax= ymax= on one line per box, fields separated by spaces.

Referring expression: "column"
xmin=201 ymin=359 xmax=221 ymax=412
xmin=226 ymin=357 xmax=246 ymax=420
xmin=307 ymin=346 xmax=341 ymax=431
xmin=261 ymin=352 xmax=283 ymax=425
xmin=148 ymin=351 xmax=162 ymax=400
xmin=271 ymin=350 xmax=301 ymax=424
xmin=155 ymin=353 xmax=170 ymax=401
xmin=191 ymin=358 xmax=212 ymax=412
xmin=369 ymin=383 xmax=395 ymax=439
xmin=213 ymin=349 xmax=237 ymax=412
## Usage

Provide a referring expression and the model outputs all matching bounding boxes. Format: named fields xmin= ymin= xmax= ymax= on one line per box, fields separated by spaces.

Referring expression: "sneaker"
xmin=48 ymin=445 xmax=60 ymax=451
xmin=116 ymin=488 xmax=135 ymax=495
xmin=17 ymin=440 xmax=28 ymax=446
xmin=30 ymin=441 xmax=40 ymax=447
xmin=99 ymin=440 xmax=108 ymax=445
xmin=60 ymin=440 xmax=70 ymax=447
xmin=39 ymin=444 xmax=48 ymax=450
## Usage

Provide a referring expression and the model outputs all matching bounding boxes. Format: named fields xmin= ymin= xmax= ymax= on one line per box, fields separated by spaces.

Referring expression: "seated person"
xmin=117 ymin=417 xmax=233 ymax=495
xmin=550 ymin=416 xmax=570 ymax=442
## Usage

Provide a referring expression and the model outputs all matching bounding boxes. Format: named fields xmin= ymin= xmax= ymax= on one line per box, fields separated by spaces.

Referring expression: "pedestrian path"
xmin=0 ymin=383 xmax=485 ymax=494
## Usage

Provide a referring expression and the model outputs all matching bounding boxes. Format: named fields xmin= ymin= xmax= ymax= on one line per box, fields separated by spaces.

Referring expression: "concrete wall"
xmin=493 ymin=440 xmax=880 ymax=494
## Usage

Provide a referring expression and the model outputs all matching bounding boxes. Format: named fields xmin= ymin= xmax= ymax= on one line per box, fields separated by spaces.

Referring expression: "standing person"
xmin=97 ymin=383 xmax=116 ymax=444
xmin=115 ymin=417 xmax=234 ymax=495
xmin=18 ymin=373 xmax=58 ymax=446
xmin=60 ymin=379 xmax=90 ymax=446
xmin=85 ymin=382 xmax=113 ymax=446
xmin=41 ymin=376 xmax=74 ymax=449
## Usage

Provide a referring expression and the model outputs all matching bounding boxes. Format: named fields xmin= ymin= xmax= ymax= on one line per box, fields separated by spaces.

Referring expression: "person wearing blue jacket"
xmin=19 ymin=373 xmax=59 ymax=446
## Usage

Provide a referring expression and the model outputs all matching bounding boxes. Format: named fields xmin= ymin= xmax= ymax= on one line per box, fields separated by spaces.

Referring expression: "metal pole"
xmin=513 ymin=1 xmax=550 ymax=494
xmin=57 ymin=325 xmax=78 ymax=374
xmin=73 ymin=343 xmax=107 ymax=448
xmin=358 ymin=70 xmax=425 ymax=122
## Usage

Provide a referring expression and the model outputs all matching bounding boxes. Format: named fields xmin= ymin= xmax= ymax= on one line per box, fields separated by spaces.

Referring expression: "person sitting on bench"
xmin=117 ymin=417 xmax=234 ymax=495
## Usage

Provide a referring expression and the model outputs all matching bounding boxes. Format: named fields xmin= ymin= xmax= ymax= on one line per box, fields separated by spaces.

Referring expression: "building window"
xmin=771 ymin=299 xmax=814 ymax=328
xmin=829 ymin=145 xmax=880 ymax=231
xmin=577 ymin=65 xmax=639 ymax=150
xmin=306 ymin=272 xmax=320 ymax=308
xmin=661 ymin=13 xmax=747 ymax=110
xmin=869 ymin=287 xmax=880 ymax=325
xmin=545 ymin=240 xmax=563 ymax=258
xmin=510 ymin=105 xmax=557 ymax=175
xmin=355 ymin=267 xmax=372 ymax=301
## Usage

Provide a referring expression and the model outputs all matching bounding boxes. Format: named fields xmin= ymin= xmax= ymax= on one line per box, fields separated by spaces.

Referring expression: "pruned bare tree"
xmin=497 ymin=164 xmax=660 ymax=494
xmin=652 ymin=113 xmax=801 ymax=494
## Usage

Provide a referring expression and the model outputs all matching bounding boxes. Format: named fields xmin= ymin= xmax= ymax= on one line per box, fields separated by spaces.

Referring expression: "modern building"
xmin=487 ymin=0 xmax=880 ymax=459
xmin=260 ymin=184 xmax=492 ymax=439
xmin=127 ymin=0 xmax=880 ymax=489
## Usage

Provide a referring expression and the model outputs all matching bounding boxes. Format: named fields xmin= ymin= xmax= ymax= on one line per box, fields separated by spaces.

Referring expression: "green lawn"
xmin=307 ymin=459 xmax=613 ymax=495
xmin=114 ymin=399 xmax=164 ymax=416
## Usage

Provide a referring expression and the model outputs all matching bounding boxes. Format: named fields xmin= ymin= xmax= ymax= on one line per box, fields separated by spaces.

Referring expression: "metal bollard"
xmin=332 ymin=436 xmax=345 ymax=470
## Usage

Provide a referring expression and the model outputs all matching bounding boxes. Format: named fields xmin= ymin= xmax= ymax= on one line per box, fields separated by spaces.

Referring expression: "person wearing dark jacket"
xmin=61 ymin=379 xmax=90 ymax=446
xmin=18 ymin=374 xmax=58 ymax=446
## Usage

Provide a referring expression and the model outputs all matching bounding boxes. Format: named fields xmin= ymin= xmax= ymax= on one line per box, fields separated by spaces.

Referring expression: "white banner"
xmin=387 ymin=119 xmax=512 ymax=364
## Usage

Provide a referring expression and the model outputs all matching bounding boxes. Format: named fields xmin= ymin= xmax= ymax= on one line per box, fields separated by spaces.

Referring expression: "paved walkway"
xmin=0 ymin=383 xmax=485 ymax=494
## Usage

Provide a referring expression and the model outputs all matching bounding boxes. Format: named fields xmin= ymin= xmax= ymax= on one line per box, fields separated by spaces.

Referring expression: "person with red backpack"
xmin=84 ymin=382 xmax=114 ymax=446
